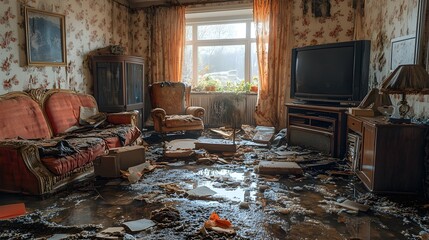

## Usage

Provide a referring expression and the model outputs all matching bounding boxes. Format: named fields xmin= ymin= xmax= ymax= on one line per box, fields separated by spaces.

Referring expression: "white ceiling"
xmin=127 ymin=0 xmax=233 ymax=9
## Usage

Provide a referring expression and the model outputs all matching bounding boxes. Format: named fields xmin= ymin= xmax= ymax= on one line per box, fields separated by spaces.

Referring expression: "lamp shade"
xmin=380 ymin=64 xmax=429 ymax=94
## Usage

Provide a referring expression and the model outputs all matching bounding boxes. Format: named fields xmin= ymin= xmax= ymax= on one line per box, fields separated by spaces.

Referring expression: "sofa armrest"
xmin=0 ymin=141 xmax=46 ymax=195
xmin=186 ymin=106 xmax=205 ymax=118
xmin=107 ymin=111 xmax=138 ymax=126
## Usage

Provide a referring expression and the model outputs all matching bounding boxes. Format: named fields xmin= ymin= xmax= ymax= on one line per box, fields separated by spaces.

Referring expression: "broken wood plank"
xmin=195 ymin=139 xmax=237 ymax=153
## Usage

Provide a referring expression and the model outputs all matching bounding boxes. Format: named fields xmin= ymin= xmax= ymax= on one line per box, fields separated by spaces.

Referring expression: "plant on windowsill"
xmin=249 ymin=77 xmax=259 ymax=93
xmin=195 ymin=76 xmax=221 ymax=92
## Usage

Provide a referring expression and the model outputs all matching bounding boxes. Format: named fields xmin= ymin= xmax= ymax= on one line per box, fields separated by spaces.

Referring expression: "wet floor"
xmin=1 ymin=142 xmax=429 ymax=239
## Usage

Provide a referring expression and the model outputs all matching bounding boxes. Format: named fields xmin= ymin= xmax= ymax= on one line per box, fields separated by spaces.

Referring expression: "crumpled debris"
xmin=202 ymin=212 xmax=235 ymax=235
xmin=150 ymin=207 xmax=180 ymax=224
xmin=120 ymin=161 xmax=157 ymax=183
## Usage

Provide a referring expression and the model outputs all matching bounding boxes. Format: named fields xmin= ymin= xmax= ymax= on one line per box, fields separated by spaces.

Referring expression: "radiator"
xmin=190 ymin=93 xmax=257 ymax=127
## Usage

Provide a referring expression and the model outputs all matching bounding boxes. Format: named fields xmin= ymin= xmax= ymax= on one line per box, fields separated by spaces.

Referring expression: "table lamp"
xmin=380 ymin=64 xmax=429 ymax=123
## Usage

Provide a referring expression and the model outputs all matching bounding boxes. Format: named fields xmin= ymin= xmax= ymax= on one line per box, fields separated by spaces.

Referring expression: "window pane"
xmin=251 ymin=43 xmax=259 ymax=82
xmin=198 ymin=45 xmax=245 ymax=88
xmin=186 ymin=25 xmax=192 ymax=41
xmin=251 ymin=22 xmax=256 ymax=38
xmin=182 ymin=45 xmax=193 ymax=84
xmin=198 ymin=23 xmax=246 ymax=40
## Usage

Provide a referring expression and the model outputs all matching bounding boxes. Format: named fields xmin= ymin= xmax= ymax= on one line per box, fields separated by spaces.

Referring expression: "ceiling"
xmin=127 ymin=0 xmax=233 ymax=9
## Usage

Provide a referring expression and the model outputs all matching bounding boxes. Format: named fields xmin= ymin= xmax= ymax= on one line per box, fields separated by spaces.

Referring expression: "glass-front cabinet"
xmin=91 ymin=55 xmax=144 ymax=129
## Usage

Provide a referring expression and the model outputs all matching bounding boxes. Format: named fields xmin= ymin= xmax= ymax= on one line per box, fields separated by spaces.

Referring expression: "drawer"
xmin=348 ymin=116 xmax=362 ymax=133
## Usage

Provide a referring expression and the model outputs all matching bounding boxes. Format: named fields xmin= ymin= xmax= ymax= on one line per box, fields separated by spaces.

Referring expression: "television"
xmin=290 ymin=40 xmax=370 ymax=106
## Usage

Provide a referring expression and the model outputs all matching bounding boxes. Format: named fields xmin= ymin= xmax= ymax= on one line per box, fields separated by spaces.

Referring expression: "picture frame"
xmin=25 ymin=7 xmax=66 ymax=66
xmin=390 ymin=35 xmax=416 ymax=71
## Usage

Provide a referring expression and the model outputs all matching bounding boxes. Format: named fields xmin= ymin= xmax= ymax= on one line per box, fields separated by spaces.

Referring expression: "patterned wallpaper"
xmin=360 ymin=0 xmax=428 ymax=118
xmin=0 ymin=0 xmax=130 ymax=95
xmin=1 ymin=0 xmax=426 ymax=118
xmin=292 ymin=0 xmax=355 ymax=47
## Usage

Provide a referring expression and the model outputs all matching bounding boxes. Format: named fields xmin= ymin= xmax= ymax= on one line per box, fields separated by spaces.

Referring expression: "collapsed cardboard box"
xmin=94 ymin=145 xmax=145 ymax=178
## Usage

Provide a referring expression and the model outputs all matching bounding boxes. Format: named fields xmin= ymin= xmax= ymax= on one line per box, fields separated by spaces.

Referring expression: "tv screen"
xmin=291 ymin=40 xmax=370 ymax=105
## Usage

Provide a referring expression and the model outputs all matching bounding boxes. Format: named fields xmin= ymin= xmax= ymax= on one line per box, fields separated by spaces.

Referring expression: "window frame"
xmin=184 ymin=9 xmax=256 ymax=91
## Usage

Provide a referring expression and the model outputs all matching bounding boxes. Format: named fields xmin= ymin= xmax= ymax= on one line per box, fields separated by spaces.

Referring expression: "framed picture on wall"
xmin=25 ymin=7 xmax=67 ymax=66
xmin=390 ymin=35 xmax=416 ymax=71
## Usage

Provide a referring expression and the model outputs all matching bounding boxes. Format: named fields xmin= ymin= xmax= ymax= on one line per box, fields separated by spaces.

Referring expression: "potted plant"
xmin=200 ymin=76 xmax=220 ymax=91
xmin=250 ymin=77 xmax=258 ymax=93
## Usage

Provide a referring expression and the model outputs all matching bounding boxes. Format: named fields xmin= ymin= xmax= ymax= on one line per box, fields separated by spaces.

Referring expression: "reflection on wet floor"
xmin=1 ymin=145 xmax=429 ymax=239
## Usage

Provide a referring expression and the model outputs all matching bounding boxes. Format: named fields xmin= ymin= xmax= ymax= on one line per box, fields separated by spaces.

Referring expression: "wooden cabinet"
xmin=286 ymin=103 xmax=348 ymax=158
xmin=347 ymin=115 xmax=428 ymax=194
xmin=91 ymin=55 xmax=144 ymax=129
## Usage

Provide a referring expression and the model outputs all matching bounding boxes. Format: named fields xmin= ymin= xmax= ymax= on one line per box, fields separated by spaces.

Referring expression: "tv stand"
xmin=285 ymin=103 xmax=348 ymax=158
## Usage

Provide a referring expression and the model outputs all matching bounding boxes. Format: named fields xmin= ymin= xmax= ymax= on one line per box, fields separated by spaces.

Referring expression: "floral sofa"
xmin=0 ymin=89 xmax=141 ymax=195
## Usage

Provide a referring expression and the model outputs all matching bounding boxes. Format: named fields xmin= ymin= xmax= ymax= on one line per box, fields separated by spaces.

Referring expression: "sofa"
xmin=0 ymin=89 xmax=141 ymax=195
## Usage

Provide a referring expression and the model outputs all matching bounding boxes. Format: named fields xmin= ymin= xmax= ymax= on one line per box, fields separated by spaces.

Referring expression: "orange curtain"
xmin=254 ymin=0 xmax=292 ymax=129
xmin=148 ymin=6 xmax=185 ymax=84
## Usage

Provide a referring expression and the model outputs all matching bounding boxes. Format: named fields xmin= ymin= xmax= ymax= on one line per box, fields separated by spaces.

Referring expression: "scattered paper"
xmin=122 ymin=219 xmax=156 ymax=232
xmin=187 ymin=186 xmax=217 ymax=198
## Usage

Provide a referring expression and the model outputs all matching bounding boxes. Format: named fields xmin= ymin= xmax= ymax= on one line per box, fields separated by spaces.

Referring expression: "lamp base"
xmin=388 ymin=117 xmax=411 ymax=124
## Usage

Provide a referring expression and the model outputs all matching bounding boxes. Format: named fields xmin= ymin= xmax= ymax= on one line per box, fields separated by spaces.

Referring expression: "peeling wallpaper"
xmin=361 ymin=0 xmax=428 ymax=118
xmin=0 ymin=0 xmax=130 ymax=94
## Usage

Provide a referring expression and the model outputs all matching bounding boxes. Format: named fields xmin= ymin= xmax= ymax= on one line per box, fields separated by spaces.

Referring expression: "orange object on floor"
xmin=205 ymin=212 xmax=232 ymax=228
xmin=0 ymin=203 xmax=26 ymax=219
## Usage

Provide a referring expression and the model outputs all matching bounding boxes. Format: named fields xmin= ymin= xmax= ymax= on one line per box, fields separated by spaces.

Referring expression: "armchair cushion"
xmin=165 ymin=115 xmax=203 ymax=128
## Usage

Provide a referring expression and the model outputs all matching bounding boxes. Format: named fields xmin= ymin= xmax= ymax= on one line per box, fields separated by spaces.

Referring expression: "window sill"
xmin=190 ymin=91 xmax=257 ymax=95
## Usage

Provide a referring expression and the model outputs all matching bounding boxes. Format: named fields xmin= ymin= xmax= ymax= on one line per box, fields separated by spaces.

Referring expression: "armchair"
xmin=149 ymin=82 xmax=205 ymax=134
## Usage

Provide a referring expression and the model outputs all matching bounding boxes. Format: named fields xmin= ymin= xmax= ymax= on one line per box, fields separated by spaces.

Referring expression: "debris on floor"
xmin=195 ymin=139 xmax=237 ymax=153
xmin=336 ymin=199 xmax=370 ymax=212
xmin=257 ymin=160 xmax=304 ymax=175
xmin=1 ymin=127 xmax=428 ymax=240
xmin=0 ymin=203 xmax=26 ymax=220
xmin=121 ymin=161 xmax=157 ymax=183
xmin=150 ymin=207 xmax=180 ymax=224
xmin=252 ymin=126 xmax=275 ymax=144
xmin=186 ymin=186 xmax=217 ymax=198
xmin=164 ymin=139 xmax=196 ymax=158
xmin=202 ymin=212 xmax=235 ymax=235
xmin=122 ymin=218 xmax=156 ymax=232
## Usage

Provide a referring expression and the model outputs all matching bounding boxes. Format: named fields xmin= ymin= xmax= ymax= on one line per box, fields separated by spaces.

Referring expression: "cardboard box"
xmin=94 ymin=145 xmax=145 ymax=178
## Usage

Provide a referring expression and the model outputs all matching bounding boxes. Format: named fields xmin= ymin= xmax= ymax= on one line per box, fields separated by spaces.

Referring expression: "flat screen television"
xmin=290 ymin=40 xmax=370 ymax=106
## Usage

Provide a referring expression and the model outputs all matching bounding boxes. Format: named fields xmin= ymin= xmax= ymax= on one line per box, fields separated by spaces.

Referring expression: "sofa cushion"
xmin=40 ymin=137 xmax=107 ymax=175
xmin=65 ymin=125 xmax=141 ymax=149
xmin=44 ymin=91 xmax=98 ymax=136
xmin=0 ymin=95 xmax=51 ymax=140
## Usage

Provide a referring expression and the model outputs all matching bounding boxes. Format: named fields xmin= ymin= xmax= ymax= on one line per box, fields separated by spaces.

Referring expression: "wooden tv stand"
xmin=285 ymin=103 xmax=348 ymax=158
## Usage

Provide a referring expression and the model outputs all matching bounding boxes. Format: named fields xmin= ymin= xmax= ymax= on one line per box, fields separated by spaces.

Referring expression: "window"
xmin=182 ymin=9 xmax=258 ymax=92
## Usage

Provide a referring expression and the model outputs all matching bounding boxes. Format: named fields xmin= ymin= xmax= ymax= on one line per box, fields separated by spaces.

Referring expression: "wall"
xmin=0 ymin=0 xmax=131 ymax=95
xmin=292 ymin=0 xmax=355 ymax=48
xmin=361 ymin=0 xmax=428 ymax=118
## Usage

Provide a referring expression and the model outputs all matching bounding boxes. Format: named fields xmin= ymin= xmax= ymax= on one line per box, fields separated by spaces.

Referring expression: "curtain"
xmin=253 ymin=0 xmax=292 ymax=129
xmin=147 ymin=6 xmax=185 ymax=84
